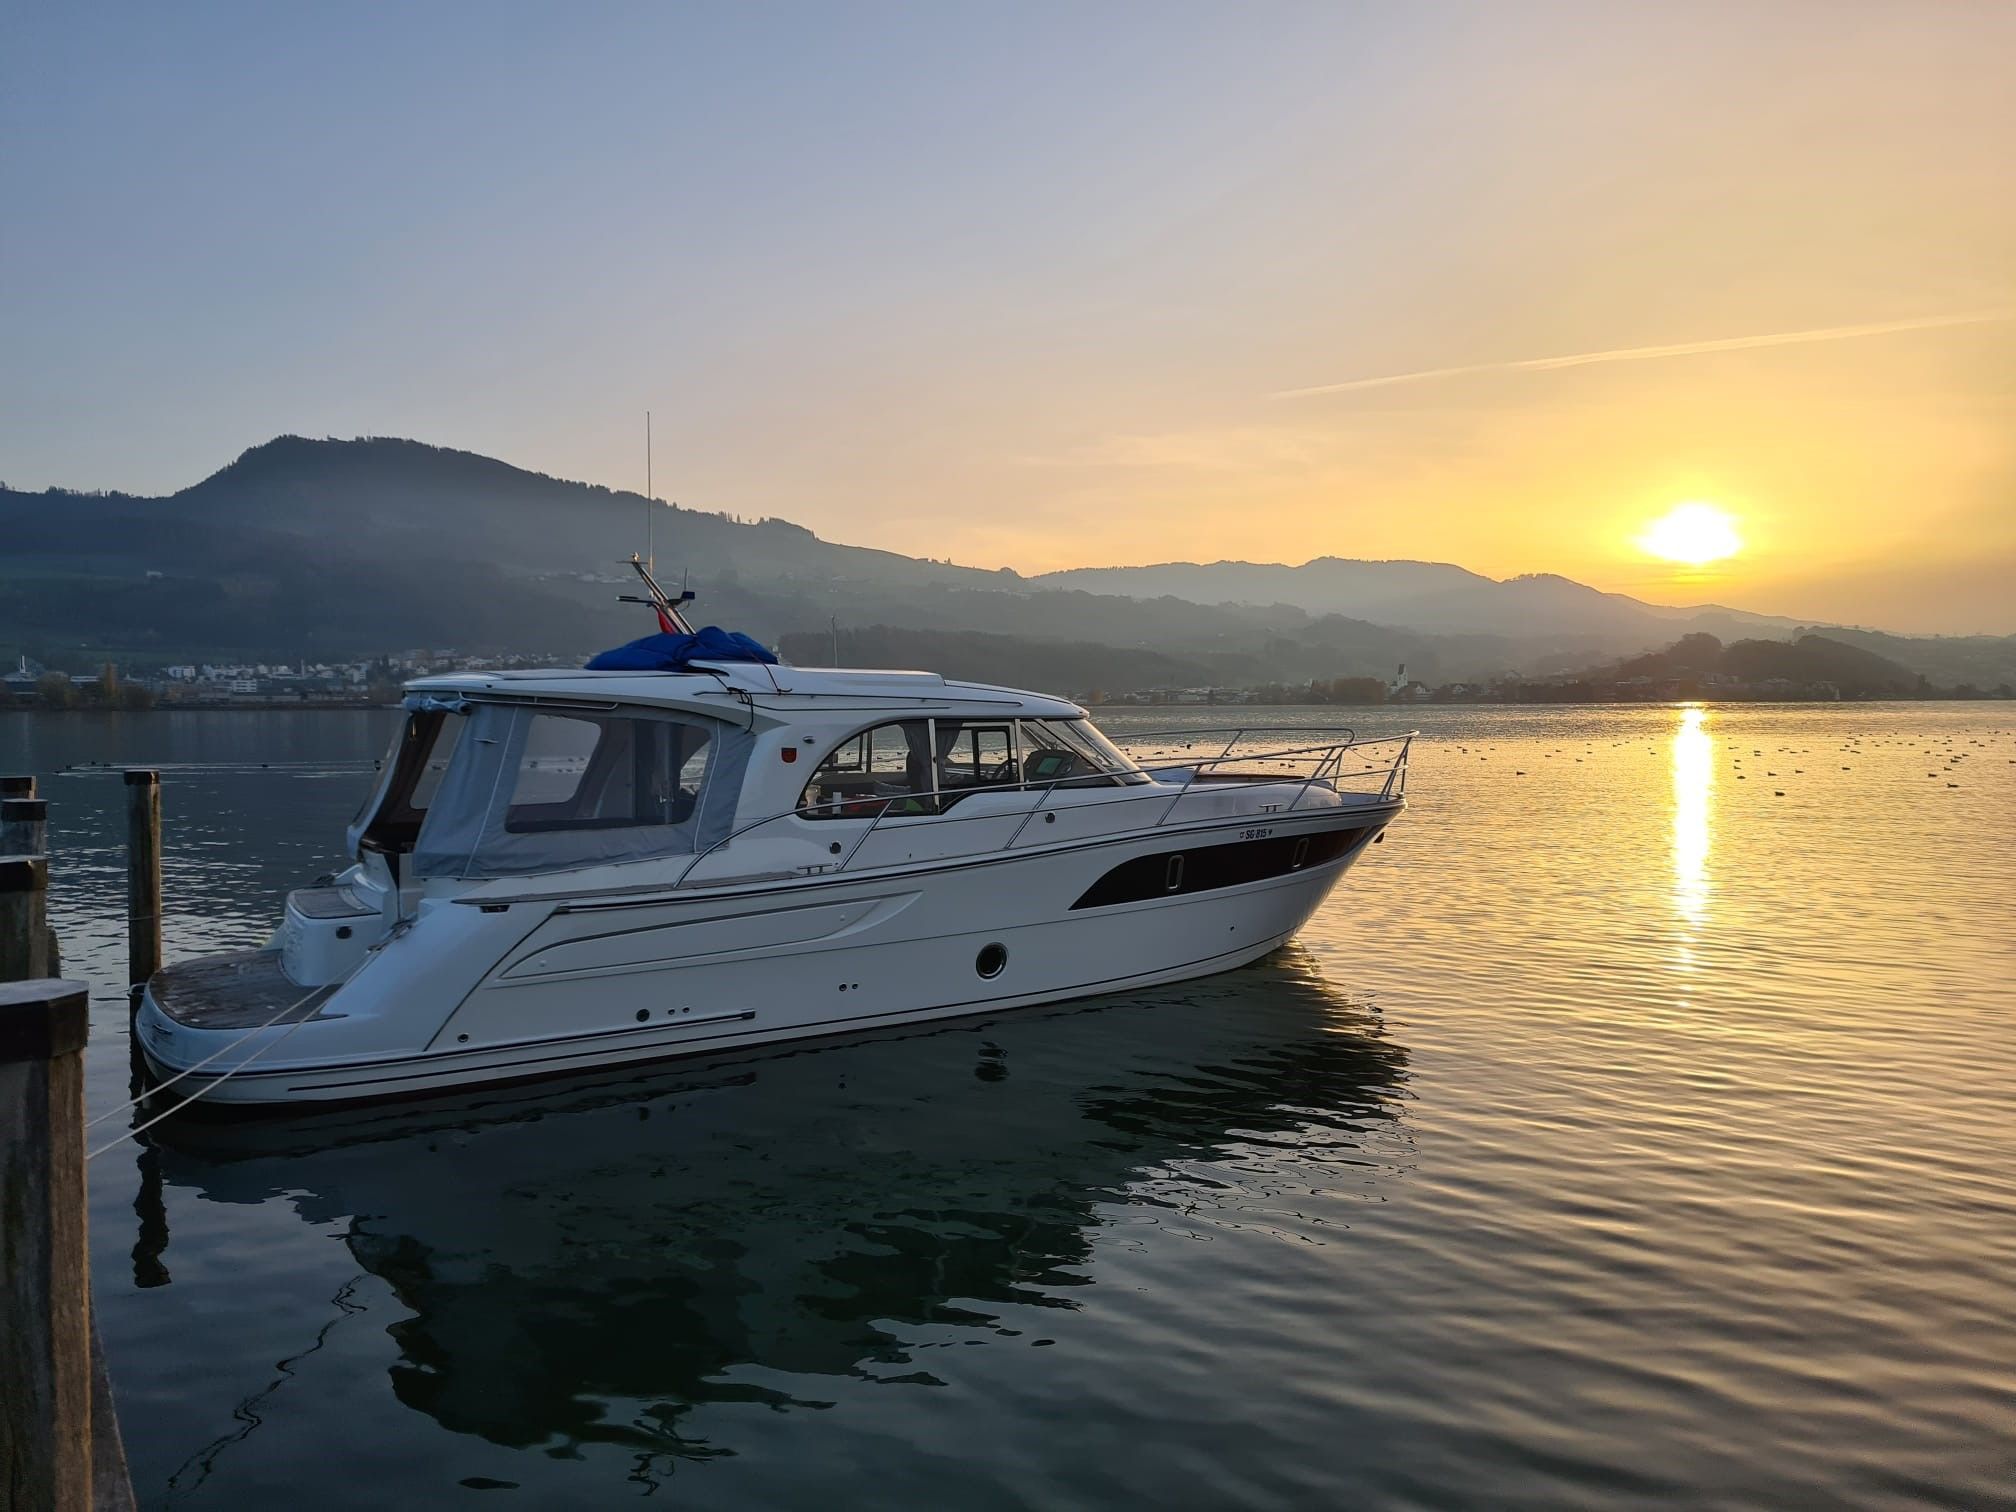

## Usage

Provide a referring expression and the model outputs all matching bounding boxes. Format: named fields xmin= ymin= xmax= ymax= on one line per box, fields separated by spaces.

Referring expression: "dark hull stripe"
xmin=1073 ymin=826 xmax=1371 ymax=909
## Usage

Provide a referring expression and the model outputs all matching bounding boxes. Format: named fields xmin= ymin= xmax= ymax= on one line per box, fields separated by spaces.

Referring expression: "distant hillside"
xmin=5 ymin=434 xmax=2002 ymax=694
xmin=1034 ymin=556 xmax=1803 ymax=641
xmin=1606 ymin=632 xmax=1942 ymax=699
xmin=1802 ymin=627 xmax=2016 ymax=693
xmin=0 ymin=436 xmax=1008 ymax=662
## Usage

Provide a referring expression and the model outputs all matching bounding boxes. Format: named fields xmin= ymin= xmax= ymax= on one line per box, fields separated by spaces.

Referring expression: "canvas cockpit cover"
xmin=402 ymin=700 xmax=754 ymax=879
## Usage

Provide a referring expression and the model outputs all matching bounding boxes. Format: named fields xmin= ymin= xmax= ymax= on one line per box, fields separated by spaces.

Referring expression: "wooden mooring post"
xmin=1 ymin=779 xmax=136 ymax=1510
xmin=2 ymin=797 xmax=61 ymax=977
xmin=0 ymin=978 xmax=93 ymax=1511
xmin=124 ymin=772 xmax=162 ymax=991
xmin=1 ymin=854 xmax=52 ymax=981
xmin=1 ymin=795 xmax=46 ymax=855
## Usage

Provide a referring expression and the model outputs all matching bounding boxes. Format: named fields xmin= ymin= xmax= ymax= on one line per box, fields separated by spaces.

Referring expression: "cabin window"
xmin=504 ymin=713 xmax=714 ymax=833
xmin=799 ymin=720 xmax=935 ymax=819
xmin=934 ymin=721 xmax=1018 ymax=806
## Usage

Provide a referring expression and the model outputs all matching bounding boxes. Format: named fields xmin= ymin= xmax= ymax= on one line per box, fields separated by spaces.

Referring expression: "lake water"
xmin=5 ymin=702 xmax=2014 ymax=1509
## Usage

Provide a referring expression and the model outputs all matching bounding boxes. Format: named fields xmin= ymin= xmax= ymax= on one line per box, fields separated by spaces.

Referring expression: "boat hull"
xmin=136 ymin=808 xmax=1395 ymax=1106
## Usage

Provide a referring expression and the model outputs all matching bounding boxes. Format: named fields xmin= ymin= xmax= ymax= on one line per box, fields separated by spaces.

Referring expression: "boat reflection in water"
xmin=149 ymin=951 xmax=1409 ymax=1470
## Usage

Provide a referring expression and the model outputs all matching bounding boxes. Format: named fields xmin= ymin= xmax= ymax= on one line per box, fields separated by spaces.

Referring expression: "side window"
xmin=800 ymin=721 xmax=934 ymax=819
xmin=936 ymin=721 xmax=1016 ymax=798
xmin=505 ymin=714 xmax=714 ymax=832
xmin=510 ymin=715 xmax=601 ymax=812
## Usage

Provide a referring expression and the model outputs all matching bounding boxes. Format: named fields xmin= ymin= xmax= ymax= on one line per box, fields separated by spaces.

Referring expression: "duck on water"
xmin=134 ymin=564 xmax=1410 ymax=1106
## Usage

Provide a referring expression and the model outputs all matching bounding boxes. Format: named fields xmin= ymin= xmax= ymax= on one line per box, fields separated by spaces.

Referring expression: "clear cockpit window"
xmin=505 ymin=713 xmax=714 ymax=833
xmin=799 ymin=720 xmax=935 ymax=819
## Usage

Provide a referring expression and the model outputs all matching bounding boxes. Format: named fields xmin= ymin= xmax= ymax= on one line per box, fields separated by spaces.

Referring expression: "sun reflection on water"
xmin=1672 ymin=704 xmax=1713 ymax=947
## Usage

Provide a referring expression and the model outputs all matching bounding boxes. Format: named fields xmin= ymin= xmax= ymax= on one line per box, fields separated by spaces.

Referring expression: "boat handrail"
xmin=1104 ymin=723 xmax=1359 ymax=744
xmin=676 ymin=731 xmax=1413 ymax=888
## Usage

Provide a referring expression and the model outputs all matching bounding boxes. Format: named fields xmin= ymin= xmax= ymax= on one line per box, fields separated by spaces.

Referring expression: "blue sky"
xmin=5 ymin=3 xmax=2013 ymax=630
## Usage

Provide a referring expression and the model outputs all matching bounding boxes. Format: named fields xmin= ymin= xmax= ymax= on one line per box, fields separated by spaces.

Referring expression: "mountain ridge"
xmin=1033 ymin=556 xmax=1805 ymax=640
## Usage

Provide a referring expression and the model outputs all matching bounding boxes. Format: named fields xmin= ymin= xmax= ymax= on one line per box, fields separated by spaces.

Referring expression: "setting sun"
xmin=1639 ymin=502 xmax=1743 ymax=567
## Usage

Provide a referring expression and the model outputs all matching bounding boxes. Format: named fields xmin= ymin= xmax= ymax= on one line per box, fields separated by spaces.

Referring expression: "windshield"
xmin=1027 ymin=718 xmax=1148 ymax=785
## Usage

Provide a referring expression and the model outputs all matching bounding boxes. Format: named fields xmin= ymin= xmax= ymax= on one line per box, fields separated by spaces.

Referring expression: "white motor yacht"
xmin=135 ymin=595 xmax=1409 ymax=1106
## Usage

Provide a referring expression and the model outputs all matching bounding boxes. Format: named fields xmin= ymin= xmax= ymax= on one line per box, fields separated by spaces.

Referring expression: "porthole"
xmin=1164 ymin=854 xmax=1186 ymax=892
xmin=976 ymin=943 xmax=1008 ymax=979
xmin=1290 ymin=837 xmax=1310 ymax=870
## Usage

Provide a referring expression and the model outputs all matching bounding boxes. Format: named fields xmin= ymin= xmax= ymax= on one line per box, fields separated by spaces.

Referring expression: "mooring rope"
xmin=86 ymin=1002 xmax=328 ymax=1160
xmin=84 ymin=983 xmax=330 ymax=1132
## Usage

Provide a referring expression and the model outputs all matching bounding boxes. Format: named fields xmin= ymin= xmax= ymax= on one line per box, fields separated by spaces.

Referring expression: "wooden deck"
xmin=149 ymin=950 xmax=336 ymax=1030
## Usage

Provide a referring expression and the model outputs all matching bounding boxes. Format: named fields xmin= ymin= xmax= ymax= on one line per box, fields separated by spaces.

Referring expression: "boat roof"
xmin=406 ymin=664 xmax=1086 ymax=719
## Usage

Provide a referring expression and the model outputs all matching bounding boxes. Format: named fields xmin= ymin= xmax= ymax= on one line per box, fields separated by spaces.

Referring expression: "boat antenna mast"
xmin=622 ymin=412 xmax=698 ymax=634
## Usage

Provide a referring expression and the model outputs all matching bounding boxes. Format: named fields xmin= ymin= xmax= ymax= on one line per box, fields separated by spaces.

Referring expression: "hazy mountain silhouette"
xmin=1034 ymin=558 xmax=1803 ymax=641
xmin=3 ymin=436 xmax=2009 ymax=689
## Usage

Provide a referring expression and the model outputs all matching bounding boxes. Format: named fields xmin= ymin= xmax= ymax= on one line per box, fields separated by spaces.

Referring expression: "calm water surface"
xmin=4 ymin=703 xmax=2013 ymax=1509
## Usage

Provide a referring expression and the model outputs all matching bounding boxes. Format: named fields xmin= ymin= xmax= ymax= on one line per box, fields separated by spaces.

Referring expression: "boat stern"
xmin=133 ymin=948 xmax=339 ymax=1097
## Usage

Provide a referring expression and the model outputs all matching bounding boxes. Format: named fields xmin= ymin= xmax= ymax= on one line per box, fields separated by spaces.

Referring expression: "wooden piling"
xmin=1 ymin=854 xmax=51 ymax=982
xmin=3 ymin=796 xmax=63 ymax=979
xmin=2 ymin=796 xmax=49 ymax=856
xmin=0 ymin=774 xmax=34 ymax=800
xmin=123 ymin=772 xmax=162 ymax=989
xmin=0 ymin=977 xmax=93 ymax=1511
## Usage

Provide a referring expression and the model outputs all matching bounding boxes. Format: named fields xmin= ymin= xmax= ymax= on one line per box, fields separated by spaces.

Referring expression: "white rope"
xmin=87 ymin=1004 xmax=326 ymax=1160
xmin=84 ymin=983 xmax=330 ymax=1131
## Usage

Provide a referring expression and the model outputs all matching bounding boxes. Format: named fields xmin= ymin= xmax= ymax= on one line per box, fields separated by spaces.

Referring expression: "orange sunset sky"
xmin=4 ymin=4 xmax=2013 ymax=631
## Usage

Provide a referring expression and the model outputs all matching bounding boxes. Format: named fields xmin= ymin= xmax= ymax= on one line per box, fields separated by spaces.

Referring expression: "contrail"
xmin=1274 ymin=308 xmax=2016 ymax=399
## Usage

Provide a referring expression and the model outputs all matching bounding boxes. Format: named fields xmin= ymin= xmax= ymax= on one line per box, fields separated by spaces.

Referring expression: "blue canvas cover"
xmin=585 ymin=627 xmax=779 ymax=672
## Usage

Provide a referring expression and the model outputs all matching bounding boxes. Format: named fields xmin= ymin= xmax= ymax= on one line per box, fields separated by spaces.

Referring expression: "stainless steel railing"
xmin=677 ymin=731 xmax=1412 ymax=887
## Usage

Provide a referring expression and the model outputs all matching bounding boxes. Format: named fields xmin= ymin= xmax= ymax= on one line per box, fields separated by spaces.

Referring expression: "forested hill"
xmin=0 ymin=435 xmax=1011 ymax=660
xmin=1 ymin=434 xmax=1001 ymax=591
xmin=1600 ymin=632 xmax=1952 ymax=699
